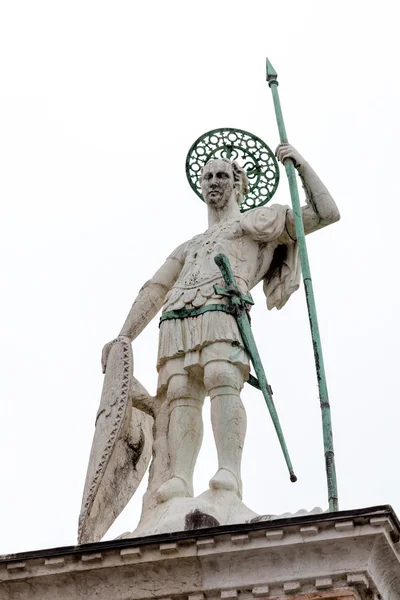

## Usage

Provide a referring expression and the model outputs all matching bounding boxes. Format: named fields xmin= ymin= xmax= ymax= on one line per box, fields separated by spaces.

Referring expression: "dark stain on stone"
xmin=184 ymin=509 xmax=220 ymax=530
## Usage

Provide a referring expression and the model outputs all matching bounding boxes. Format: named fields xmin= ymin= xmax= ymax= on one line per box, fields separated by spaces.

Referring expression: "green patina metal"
xmin=185 ymin=127 xmax=280 ymax=212
xmin=214 ymin=253 xmax=297 ymax=483
xmin=266 ymin=58 xmax=339 ymax=511
xmin=160 ymin=302 xmax=245 ymax=324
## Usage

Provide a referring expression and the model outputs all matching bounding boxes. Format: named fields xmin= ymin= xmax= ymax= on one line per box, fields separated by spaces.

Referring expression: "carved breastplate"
xmin=163 ymin=220 xmax=250 ymax=311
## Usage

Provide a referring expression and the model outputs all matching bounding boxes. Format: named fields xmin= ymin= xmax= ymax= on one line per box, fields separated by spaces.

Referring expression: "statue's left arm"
xmin=276 ymin=143 xmax=340 ymax=238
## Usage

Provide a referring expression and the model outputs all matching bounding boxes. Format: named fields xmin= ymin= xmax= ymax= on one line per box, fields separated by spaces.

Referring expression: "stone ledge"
xmin=0 ymin=506 xmax=398 ymax=600
xmin=2 ymin=505 xmax=397 ymax=565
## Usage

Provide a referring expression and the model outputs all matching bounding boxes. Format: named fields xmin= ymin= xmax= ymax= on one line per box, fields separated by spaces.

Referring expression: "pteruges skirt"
xmin=156 ymin=311 xmax=250 ymax=393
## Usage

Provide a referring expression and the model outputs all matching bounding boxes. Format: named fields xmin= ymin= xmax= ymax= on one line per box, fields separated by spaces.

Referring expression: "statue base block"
xmin=1 ymin=506 xmax=400 ymax=600
xmin=126 ymin=488 xmax=259 ymax=538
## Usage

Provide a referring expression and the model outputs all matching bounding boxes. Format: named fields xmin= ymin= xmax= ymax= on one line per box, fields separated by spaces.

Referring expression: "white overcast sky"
xmin=1 ymin=0 xmax=400 ymax=554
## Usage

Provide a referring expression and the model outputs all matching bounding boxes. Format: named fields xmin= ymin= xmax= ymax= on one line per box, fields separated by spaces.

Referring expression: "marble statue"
xmin=78 ymin=143 xmax=340 ymax=543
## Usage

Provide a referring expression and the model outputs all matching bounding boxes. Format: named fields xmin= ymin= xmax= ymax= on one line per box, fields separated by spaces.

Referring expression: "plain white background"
xmin=1 ymin=0 xmax=399 ymax=553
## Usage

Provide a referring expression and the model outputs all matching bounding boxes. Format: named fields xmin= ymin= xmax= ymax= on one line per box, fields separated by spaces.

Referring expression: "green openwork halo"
xmin=185 ymin=127 xmax=279 ymax=212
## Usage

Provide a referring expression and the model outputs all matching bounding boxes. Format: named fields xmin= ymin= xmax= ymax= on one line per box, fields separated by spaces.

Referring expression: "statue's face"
xmin=201 ymin=160 xmax=234 ymax=208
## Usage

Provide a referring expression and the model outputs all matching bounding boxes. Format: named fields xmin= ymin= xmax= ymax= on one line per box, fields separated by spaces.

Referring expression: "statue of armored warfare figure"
xmin=78 ymin=143 xmax=340 ymax=543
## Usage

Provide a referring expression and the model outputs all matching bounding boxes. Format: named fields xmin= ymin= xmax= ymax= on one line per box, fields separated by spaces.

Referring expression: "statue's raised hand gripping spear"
xmin=80 ymin=101 xmax=339 ymax=542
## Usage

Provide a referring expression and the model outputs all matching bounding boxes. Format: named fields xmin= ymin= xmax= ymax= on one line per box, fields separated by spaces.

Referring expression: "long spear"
xmin=266 ymin=59 xmax=339 ymax=512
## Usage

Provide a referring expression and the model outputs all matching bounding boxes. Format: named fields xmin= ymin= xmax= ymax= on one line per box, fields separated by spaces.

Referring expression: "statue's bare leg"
xmin=156 ymin=373 xmax=205 ymax=503
xmin=204 ymin=360 xmax=246 ymax=498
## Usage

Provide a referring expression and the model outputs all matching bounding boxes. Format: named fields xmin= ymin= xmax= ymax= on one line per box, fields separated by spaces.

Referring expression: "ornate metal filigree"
xmin=185 ymin=128 xmax=279 ymax=212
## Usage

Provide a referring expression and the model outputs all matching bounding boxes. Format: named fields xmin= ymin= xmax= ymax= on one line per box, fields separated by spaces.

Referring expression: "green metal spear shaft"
xmin=214 ymin=253 xmax=297 ymax=484
xmin=266 ymin=59 xmax=339 ymax=512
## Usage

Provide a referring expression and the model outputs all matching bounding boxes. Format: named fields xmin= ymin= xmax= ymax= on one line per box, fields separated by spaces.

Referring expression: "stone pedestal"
xmin=1 ymin=506 xmax=399 ymax=600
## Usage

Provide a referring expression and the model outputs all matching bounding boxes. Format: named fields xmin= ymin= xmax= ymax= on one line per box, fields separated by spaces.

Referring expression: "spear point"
xmin=266 ymin=58 xmax=278 ymax=82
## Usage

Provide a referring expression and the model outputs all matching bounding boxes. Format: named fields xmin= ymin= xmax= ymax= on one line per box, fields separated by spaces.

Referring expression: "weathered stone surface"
xmin=81 ymin=145 xmax=341 ymax=541
xmin=315 ymin=577 xmax=333 ymax=590
xmin=185 ymin=509 xmax=220 ymax=530
xmin=79 ymin=339 xmax=153 ymax=543
xmin=335 ymin=521 xmax=354 ymax=533
xmin=1 ymin=508 xmax=399 ymax=600
xmin=120 ymin=546 xmax=141 ymax=560
xmin=300 ymin=525 xmax=319 ymax=537
xmin=79 ymin=144 xmax=339 ymax=542
xmin=252 ymin=585 xmax=270 ymax=597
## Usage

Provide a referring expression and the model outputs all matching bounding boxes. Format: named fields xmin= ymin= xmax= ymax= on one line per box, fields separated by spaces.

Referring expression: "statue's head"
xmin=200 ymin=159 xmax=249 ymax=209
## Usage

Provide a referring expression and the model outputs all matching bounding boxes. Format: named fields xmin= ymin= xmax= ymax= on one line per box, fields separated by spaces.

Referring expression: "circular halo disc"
xmin=185 ymin=127 xmax=279 ymax=212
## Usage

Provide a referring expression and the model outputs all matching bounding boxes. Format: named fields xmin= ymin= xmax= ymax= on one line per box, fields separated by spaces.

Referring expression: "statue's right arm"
xmin=119 ymin=258 xmax=181 ymax=340
xmin=101 ymin=245 xmax=185 ymax=373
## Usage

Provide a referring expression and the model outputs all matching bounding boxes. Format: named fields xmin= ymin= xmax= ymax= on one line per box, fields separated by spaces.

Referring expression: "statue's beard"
xmin=205 ymin=186 xmax=233 ymax=209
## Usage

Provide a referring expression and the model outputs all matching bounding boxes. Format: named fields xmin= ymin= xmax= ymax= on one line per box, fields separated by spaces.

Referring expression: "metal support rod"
xmin=266 ymin=59 xmax=339 ymax=511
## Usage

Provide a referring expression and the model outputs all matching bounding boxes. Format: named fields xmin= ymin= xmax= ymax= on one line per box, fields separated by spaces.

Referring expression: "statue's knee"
xmin=166 ymin=374 xmax=204 ymax=407
xmin=203 ymin=361 xmax=245 ymax=397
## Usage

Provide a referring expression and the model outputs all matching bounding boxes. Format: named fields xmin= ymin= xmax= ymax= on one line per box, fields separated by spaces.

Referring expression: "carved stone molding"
xmin=1 ymin=507 xmax=399 ymax=600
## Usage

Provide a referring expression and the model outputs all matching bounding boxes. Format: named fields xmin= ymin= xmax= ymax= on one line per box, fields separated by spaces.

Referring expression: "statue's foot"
xmin=209 ymin=468 xmax=241 ymax=497
xmin=156 ymin=476 xmax=191 ymax=503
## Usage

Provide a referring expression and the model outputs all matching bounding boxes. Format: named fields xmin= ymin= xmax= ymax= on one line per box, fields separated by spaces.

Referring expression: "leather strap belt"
xmin=159 ymin=303 xmax=235 ymax=327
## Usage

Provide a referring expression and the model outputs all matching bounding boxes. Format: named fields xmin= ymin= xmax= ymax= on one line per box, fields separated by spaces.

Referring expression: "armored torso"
xmin=163 ymin=204 xmax=292 ymax=313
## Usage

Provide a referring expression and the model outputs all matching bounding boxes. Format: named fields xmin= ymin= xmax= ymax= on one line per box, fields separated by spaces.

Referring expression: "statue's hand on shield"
xmin=275 ymin=143 xmax=304 ymax=170
xmin=101 ymin=335 xmax=131 ymax=374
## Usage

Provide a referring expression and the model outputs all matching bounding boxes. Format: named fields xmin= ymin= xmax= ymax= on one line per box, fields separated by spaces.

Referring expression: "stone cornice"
xmin=1 ymin=506 xmax=399 ymax=600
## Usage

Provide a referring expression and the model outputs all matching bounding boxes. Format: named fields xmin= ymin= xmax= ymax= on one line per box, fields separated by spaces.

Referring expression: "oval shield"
xmin=78 ymin=338 xmax=153 ymax=543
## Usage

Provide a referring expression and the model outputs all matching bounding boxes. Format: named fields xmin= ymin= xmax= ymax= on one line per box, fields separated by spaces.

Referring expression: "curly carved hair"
xmin=201 ymin=158 xmax=249 ymax=203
